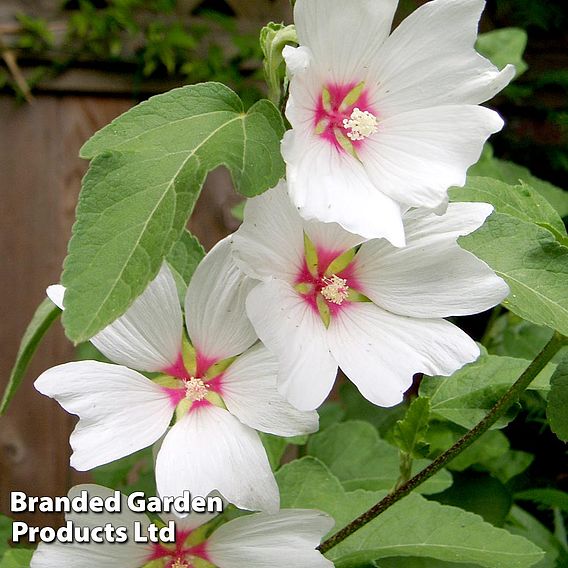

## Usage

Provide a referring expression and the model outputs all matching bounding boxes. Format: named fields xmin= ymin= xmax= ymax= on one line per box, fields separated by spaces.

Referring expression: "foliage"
xmin=4 ymin=0 xmax=265 ymax=99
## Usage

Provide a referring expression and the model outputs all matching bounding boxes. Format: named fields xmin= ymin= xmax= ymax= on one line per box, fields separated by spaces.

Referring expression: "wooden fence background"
xmin=0 ymin=0 xmax=293 ymax=530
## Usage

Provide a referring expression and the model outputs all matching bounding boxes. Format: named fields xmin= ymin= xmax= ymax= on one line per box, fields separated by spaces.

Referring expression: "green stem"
xmin=318 ymin=331 xmax=567 ymax=555
xmin=394 ymin=451 xmax=413 ymax=491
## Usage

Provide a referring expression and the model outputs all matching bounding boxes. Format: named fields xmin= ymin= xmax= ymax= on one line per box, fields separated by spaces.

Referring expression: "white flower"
xmin=36 ymin=238 xmax=318 ymax=513
xmin=31 ymin=485 xmax=334 ymax=568
xmin=282 ymin=0 xmax=515 ymax=243
xmin=231 ymin=183 xmax=509 ymax=411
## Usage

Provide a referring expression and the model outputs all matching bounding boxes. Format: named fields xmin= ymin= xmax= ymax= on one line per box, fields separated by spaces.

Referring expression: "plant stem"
xmin=318 ymin=331 xmax=567 ymax=555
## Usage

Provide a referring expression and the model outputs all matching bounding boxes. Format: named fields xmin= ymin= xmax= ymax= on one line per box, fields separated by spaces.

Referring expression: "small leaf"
xmin=166 ymin=230 xmax=205 ymax=302
xmin=450 ymin=177 xmax=566 ymax=238
xmin=459 ymin=212 xmax=568 ymax=337
xmin=393 ymin=397 xmax=431 ymax=458
xmin=420 ymin=354 xmax=555 ymax=430
xmin=63 ymin=83 xmax=285 ymax=342
xmin=0 ymin=298 xmax=61 ymax=415
xmin=476 ymin=28 xmax=528 ymax=77
xmin=516 ymin=489 xmax=568 ymax=514
xmin=469 ymin=147 xmax=568 ymax=218
xmin=307 ymin=421 xmax=451 ymax=495
xmin=547 ymin=354 xmax=568 ymax=442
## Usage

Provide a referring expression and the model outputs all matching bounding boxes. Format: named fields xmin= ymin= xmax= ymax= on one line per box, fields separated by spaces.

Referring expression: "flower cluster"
xmin=33 ymin=0 xmax=511 ymax=565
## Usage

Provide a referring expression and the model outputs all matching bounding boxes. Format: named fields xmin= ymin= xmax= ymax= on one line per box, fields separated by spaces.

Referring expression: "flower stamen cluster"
xmin=320 ymin=275 xmax=349 ymax=305
xmin=343 ymin=108 xmax=378 ymax=141
xmin=184 ymin=377 xmax=209 ymax=402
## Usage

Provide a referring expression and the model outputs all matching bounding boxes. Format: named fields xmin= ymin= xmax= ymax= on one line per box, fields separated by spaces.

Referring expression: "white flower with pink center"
xmin=35 ymin=239 xmax=318 ymax=513
xmin=31 ymin=485 xmax=334 ymax=568
xmin=231 ymin=183 xmax=509 ymax=411
xmin=282 ymin=0 xmax=516 ymax=243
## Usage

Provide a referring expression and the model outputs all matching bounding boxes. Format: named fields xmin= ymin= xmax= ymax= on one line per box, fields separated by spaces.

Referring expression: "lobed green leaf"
xmin=62 ymin=82 xmax=284 ymax=342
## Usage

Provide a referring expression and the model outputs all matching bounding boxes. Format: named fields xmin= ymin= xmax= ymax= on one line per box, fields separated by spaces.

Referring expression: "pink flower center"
xmin=314 ymin=81 xmax=378 ymax=154
xmin=295 ymin=244 xmax=361 ymax=322
xmin=149 ymin=532 xmax=210 ymax=568
xmin=161 ymin=350 xmax=228 ymax=413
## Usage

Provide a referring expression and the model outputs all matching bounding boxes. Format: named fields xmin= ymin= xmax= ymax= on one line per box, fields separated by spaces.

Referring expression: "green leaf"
xmin=515 ymin=489 xmax=568 ymax=514
xmin=91 ymin=448 xmax=155 ymax=496
xmin=469 ymin=147 xmax=568 ymax=218
xmin=377 ymin=560 xmax=479 ymax=568
xmin=0 ymin=549 xmax=33 ymax=568
xmin=485 ymin=313 xmax=554 ymax=361
xmin=420 ymin=354 xmax=555 ymax=430
xmin=166 ymin=230 xmax=205 ymax=302
xmin=63 ymin=82 xmax=285 ymax=342
xmin=434 ymin=472 xmax=513 ymax=527
xmin=307 ymin=421 xmax=452 ymax=495
xmin=340 ymin=382 xmax=407 ymax=437
xmin=259 ymin=433 xmax=288 ymax=471
xmin=332 ymin=493 xmax=543 ymax=568
xmin=547 ymin=354 xmax=568 ymax=441
xmin=393 ymin=398 xmax=431 ymax=458
xmin=425 ymin=422 xmax=511 ymax=473
xmin=506 ymin=506 xmax=567 ymax=568
xmin=459 ymin=212 xmax=568 ymax=337
xmin=476 ymin=28 xmax=528 ymax=77
xmin=277 ymin=458 xmax=543 ymax=567
xmin=450 ymin=177 xmax=567 ymax=239
xmin=0 ymin=516 xmax=12 ymax=557
xmin=0 ymin=298 xmax=61 ymax=415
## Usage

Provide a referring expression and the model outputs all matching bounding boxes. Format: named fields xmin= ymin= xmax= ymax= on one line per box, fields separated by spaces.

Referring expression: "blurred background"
xmin=0 ymin=0 xmax=566 ymax=533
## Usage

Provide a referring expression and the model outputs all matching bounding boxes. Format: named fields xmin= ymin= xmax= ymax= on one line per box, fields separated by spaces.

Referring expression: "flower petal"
xmin=221 ymin=343 xmax=319 ymax=437
xmin=91 ymin=264 xmax=183 ymax=372
xmin=207 ymin=509 xmax=334 ymax=568
xmin=328 ymin=303 xmax=480 ymax=407
xmin=231 ymin=182 xmax=305 ymax=283
xmin=282 ymin=131 xmax=406 ymax=244
xmin=294 ymin=0 xmax=398 ymax=84
xmin=371 ymin=0 xmax=515 ymax=116
xmin=354 ymin=203 xmax=509 ymax=318
xmin=156 ymin=405 xmax=279 ymax=513
xmin=45 ymin=267 xmax=183 ymax=372
xmin=34 ymin=361 xmax=173 ymax=470
xmin=245 ymin=279 xmax=338 ymax=411
xmin=186 ymin=237 xmax=258 ymax=361
xmin=46 ymin=284 xmax=65 ymax=309
xmin=31 ymin=485 xmax=152 ymax=568
xmin=361 ymin=105 xmax=504 ymax=208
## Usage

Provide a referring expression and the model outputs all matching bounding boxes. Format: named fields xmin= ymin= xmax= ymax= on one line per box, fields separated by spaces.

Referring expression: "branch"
xmin=318 ymin=331 xmax=567 ymax=554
